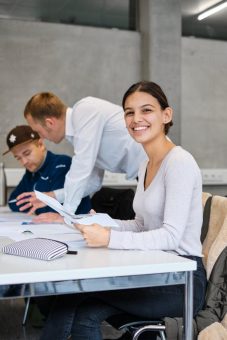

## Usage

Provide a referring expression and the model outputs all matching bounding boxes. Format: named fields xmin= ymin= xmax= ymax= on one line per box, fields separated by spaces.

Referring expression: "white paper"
xmin=67 ymin=240 xmax=86 ymax=250
xmin=0 ymin=221 xmax=81 ymax=242
xmin=35 ymin=190 xmax=119 ymax=227
xmin=0 ymin=232 xmax=86 ymax=245
xmin=35 ymin=190 xmax=74 ymax=220
xmin=0 ymin=212 xmax=33 ymax=223
xmin=72 ymin=213 xmax=119 ymax=227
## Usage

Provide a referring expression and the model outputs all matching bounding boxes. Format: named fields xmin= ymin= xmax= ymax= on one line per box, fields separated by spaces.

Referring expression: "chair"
xmin=22 ymin=297 xmax=31 ymax=326
xmin=118 ymin=320 xmax=166 ymax=340
xmin=116 ymin=192 xmax=227 ymax=340
xmin=91 ymin=187 xmax=135 ymax=219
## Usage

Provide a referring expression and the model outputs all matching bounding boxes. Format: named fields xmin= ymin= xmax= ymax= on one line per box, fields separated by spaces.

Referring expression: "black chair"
xmin=91 ymin=187 xmax=135 ymax=220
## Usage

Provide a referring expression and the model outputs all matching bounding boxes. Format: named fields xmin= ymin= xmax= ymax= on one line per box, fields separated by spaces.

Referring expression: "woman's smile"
xmin=133 ymin=125 xmax=149 ymax=131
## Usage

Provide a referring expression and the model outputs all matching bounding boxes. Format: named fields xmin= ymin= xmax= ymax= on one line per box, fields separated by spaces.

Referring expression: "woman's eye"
xmin=125 ymin=111 xmax=134 ymax=117
xmin=143 ymin=108 xmax=152 ymax=113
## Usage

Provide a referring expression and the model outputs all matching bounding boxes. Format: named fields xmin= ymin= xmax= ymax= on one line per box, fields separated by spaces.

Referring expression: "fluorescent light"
xmin=198 ymin=1 xmax=227 ymax=21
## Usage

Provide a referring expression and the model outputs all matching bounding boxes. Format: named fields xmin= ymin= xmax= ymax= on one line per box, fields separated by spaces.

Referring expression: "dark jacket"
xmin=163 ymin=194 xmax=227 ymax=339
xmin=9 ymin=151 xmax=91 ymax=214
xmin=195 ymin=246 xmax=227 ymax=332
xmin=163 ymin=246 xmax=227 ymax=339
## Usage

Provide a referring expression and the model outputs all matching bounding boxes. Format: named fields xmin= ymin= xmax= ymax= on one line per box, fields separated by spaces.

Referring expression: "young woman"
xmin=40 ymin=81 xmax=207 ymax=340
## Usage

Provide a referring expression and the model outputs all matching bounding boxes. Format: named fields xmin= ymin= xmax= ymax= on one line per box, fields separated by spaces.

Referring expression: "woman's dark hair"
xmin=122 ymin=81 xmax=173 ymax=134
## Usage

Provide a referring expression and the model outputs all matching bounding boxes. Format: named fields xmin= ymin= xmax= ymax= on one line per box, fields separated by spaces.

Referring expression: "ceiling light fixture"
xmin=198 ymin=1 xmax=227 ymax=21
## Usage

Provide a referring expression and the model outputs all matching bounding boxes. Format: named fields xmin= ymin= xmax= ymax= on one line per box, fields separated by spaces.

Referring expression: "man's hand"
xmin=75 ymin=223 xmax=110 ymax=247
xmin=32 ymin=212 xmax=64 ymax=223
xmin=16 ymin=191 xmax=55 ymax=215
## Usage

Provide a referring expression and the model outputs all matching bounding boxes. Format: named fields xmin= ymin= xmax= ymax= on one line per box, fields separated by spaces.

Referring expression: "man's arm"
xmin=63 ymin=102 xmax=106 ymax=213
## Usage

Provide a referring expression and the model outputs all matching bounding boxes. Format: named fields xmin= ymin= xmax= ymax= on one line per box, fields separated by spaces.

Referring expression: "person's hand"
xmin=75 ymin=223 xmax=110 ymax=247
xmin=32 ymin=212 xmax=64 ymax=223
xmin=16 ymin=191 xmax=55 ymax=215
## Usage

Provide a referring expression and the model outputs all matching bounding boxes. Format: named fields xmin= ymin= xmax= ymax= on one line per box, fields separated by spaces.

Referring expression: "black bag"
xmin=91 ymin=187 xmax=135 ymax=220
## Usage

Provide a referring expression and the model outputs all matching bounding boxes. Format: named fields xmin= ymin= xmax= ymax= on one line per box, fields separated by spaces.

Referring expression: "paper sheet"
xmin=0 ymin=212 xmax=32 ymax=223
xmin=34 ymin=190 xmax=77 ymax=220
xmin=35 ymin=190 xmax=119 ymax=227
xmin=0 ymin=222 xmax=82 ymax=241
xmin=73 ymin=213 xmax=119 ymax=227
xmin=0 ymin=231 xmax=85 ymax=247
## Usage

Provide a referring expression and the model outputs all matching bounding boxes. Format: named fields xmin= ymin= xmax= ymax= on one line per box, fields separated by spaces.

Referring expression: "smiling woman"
xmin=39 ymin=81 xmax=207 ymax=340
xmin=122 ymin=81 xmax=175 ymax=189
xmin=123 ymin=81 xmax=173 ymax=136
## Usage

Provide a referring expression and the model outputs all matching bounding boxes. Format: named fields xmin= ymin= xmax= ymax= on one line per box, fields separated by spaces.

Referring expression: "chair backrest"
xmin=201 ymin=192 xmax=227 ymax=278
xmin=91 ymin=187 xmax=135 ymax=220
xmin=202 ymin=192 xmax=212 ymax=208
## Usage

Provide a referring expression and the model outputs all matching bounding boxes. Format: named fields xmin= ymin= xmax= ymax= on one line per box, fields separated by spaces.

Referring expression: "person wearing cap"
xmin=21 ymin=92 xmax=147 ymax=221
xmin=4 ymin=125 xmax=91 ymax=215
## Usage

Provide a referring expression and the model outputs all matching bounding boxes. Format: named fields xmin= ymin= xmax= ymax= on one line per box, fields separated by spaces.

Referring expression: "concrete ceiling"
xmin=182 ymin=0 xmax=227 ymax=40
xmin=0 ymin=0 xmax=226 ymax=40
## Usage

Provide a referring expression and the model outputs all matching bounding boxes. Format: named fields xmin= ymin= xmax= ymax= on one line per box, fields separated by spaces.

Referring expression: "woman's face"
xmin=124 ymin=91 xmax=171 ymax=145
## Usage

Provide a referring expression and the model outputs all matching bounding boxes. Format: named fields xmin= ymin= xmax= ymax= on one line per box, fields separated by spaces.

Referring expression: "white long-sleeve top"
xmin=109 ymin=146 xmax=203 ymax=256
xmin=54 ymin=97 xmax=146 ymax=213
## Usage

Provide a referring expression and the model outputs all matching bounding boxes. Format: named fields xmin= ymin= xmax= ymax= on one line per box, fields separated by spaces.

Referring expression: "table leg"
xmin=184 ymin=271 xmax=194 ymax=340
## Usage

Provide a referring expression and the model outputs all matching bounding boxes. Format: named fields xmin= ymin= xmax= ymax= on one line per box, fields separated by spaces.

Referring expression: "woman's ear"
xmin=163 ymin=107 xmax=173 ymax=124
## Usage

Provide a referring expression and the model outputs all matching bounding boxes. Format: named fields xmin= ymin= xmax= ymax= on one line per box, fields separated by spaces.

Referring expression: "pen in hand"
xmin=9 ymin=195 xmax=32 ymax=204
xmin=8 ymin=199 xmax=17 ymax=203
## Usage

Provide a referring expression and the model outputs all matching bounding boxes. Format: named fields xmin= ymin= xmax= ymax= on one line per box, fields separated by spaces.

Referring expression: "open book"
xmin=34 ymin=190 xmax=119 ymax=228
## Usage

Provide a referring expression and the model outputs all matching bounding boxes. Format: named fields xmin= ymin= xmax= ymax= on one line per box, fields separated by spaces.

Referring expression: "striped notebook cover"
xmin=2 ymin=238 xmax=68 ymax=261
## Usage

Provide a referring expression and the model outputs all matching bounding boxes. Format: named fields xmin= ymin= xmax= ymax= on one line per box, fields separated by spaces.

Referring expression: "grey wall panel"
xmin=182 ymin=37 xmax=227 ymax=168
xmin=2 ymin=20 xmax=227 ymax=171
xmin=0 ymin=20 xmax=141 ymax=167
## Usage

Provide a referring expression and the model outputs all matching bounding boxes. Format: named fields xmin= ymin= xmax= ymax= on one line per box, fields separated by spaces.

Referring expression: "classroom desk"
xmin=0 ymin=244 xmax=196 ymax=340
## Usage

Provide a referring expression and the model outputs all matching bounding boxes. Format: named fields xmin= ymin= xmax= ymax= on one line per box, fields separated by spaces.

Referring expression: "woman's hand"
xmin=75 ymin=223 xmax=110 ymax=247
xmin=32 ymin=212 xmax=64 ymax=224
xmin=16 ymin=191 xmax=55 ymax=215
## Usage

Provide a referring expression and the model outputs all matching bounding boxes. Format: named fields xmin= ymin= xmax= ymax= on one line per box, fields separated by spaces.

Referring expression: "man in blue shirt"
xmin=3 ymin=125 xmax=91 ymax=214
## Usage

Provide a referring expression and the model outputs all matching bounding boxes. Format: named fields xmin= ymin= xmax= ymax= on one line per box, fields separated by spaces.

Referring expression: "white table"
xmin=0 ymin=246 xmax=196 ymax=340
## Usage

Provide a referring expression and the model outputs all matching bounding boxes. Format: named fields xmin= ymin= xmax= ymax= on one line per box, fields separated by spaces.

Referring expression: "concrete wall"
xmin=139 ymin=0 xmax=181 ymax=145
xmin=182 ymin=37 xmax=227 ymax=168
xmin=1 ymin=19 xmax=227 ymax=172
xmin=0 ymin=20 xmax=141 ymax=167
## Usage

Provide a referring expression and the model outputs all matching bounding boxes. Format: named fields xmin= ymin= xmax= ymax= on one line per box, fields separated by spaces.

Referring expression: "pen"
xmin=9 ymin=195 xmax=32 ymax=203
xmin=8 ymin=199 xmax=17 ymax=203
